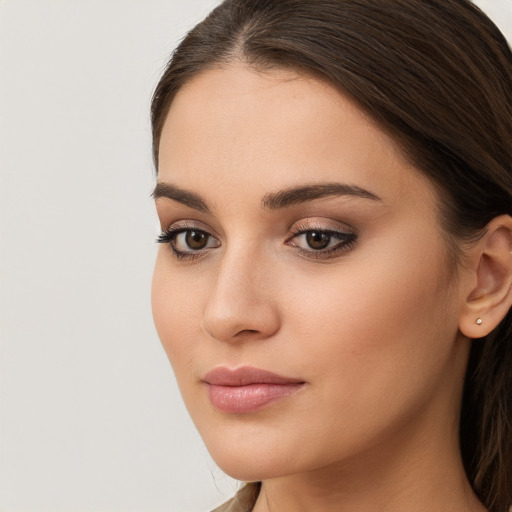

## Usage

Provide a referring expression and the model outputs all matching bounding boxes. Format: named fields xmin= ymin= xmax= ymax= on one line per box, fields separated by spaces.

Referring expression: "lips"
xmin=203 ymin=366 xmax=305 ymax=413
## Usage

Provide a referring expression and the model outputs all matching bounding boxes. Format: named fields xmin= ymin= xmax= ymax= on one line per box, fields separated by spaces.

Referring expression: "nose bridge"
xmin=202 ymin=239 xmax=279 ymax=342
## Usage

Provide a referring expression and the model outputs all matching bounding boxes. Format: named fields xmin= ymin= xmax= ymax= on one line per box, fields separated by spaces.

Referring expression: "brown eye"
xmin=186 ymin=230 xmax=209 ymax=250
xmin=287 ymin=228 xmax=357 ymax=259
xmin=157 ymin=226 xmax=220 ymax=260
xmin=306 ymin=231 xmax=331 ymax=250
xmin=170 ymin=228 xmax=220 ymax=256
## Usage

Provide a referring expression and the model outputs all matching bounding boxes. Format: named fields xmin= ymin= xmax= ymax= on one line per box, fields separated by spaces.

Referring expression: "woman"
xmin=150 ymin=1 xmax=512 ymax=511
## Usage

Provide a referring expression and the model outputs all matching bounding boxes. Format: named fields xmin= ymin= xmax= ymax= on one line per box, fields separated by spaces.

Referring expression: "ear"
xmin=459 ymin=215 xmax=512 ymax=339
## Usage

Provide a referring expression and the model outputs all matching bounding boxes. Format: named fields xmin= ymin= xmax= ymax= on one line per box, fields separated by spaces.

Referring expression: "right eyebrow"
xmin=152 ymin=182 xmax=211 ymax=214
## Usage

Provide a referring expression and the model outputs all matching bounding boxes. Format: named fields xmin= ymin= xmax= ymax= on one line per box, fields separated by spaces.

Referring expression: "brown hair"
xmin=151 ymin=1 xmax=512 ymax=510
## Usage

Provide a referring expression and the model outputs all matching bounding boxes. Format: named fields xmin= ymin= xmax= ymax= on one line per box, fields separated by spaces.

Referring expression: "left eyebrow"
xmin=262 ymin=182 xmax=382 ymax=209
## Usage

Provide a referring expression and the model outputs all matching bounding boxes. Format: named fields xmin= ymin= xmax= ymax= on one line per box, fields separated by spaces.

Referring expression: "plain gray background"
xmin=1 ymin=1 xmax=511 ymax=511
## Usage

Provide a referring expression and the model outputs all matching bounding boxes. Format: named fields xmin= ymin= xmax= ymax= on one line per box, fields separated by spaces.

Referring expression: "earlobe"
xmin=459 ymin=215 xmax=512 ymax=339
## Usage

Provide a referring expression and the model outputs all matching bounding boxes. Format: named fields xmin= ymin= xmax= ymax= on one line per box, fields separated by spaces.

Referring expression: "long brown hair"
xmin=151 ymin=1 xmax=512 ymax=510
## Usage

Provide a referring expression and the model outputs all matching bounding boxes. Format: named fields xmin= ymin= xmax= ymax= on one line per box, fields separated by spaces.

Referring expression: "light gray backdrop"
xmin=1 ymin=1 xmax=511 ymax=511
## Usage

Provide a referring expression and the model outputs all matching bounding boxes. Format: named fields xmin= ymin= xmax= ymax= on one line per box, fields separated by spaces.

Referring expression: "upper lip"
xmin=203 ymin=366 xmax=304 ymax=386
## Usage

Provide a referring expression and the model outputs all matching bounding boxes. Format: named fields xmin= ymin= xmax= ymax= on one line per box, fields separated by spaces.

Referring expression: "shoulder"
xmin=210 ymin=482 xmax=261 ymax=512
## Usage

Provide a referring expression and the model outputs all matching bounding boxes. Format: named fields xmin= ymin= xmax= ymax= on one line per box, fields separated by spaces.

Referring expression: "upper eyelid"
xmin=161 ymin=218 xmax=356 ymax=239
xmin=287 ymin=227 xmax=356 ymax=243
xmin=163 ymin=220 xmax=220 ymax=238
xmin=289 ymin=218 xmax=356 ymax=235
xmin=291 ymin=226 xmax=353 ymax=235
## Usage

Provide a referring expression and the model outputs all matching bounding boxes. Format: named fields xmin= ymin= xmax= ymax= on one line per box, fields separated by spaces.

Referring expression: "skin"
xmin=152 ymin=63 xmax=488 ymax=512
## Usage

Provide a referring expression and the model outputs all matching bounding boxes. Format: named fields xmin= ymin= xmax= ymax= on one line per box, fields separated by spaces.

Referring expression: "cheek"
xmin=282 ymin=239 xmax=457 ymax=410
xmin=151 ymin=252 xmax=204 ymax=374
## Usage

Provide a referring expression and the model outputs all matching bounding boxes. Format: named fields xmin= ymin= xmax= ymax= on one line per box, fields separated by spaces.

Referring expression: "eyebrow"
xmin=152 ymin=181 xmax=381 ymax=213
xmin=152 ymin=182 xmax=211 ymax=213
xmin=261 ymin=182 xmax=381 ymax=209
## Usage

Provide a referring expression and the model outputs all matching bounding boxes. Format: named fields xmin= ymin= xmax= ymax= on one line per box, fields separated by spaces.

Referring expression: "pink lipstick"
xmin=203 ymin=366 xmax=305 ymax=413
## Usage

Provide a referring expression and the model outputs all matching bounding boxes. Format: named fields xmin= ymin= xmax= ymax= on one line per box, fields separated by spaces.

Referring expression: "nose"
xmin=201 ymin=248 xmax=281 ymax=343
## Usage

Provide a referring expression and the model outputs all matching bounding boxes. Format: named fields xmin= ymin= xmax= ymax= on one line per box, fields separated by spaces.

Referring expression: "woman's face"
xmin=152 ymin=64 xmax=469 ymax=481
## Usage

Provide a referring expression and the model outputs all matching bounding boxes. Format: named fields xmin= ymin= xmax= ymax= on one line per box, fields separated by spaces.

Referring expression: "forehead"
xmin=158 ymin=63 xmax=437 ymax=211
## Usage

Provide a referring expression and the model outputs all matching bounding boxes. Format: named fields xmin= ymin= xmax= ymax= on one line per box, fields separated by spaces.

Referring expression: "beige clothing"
xmin=211 ymin=482 xmax=261 ymax=512
xmin=211 ymin=482 xmax=512 ymax=512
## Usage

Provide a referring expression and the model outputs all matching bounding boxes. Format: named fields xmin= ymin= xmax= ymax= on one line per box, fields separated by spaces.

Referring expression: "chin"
xmin=211 ymin=452 xmax=288 ymax=483
xmin=200 ymin=427 xmax=298 ymax=482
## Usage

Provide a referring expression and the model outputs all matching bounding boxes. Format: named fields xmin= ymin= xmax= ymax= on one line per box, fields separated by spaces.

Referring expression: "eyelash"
xmin=286 ymin=228 xmax=357 ymax=259
xmin=156 ymin=228 xmax=217 ymax=261
xmin=156 ymin=224 xmax=357 ymax=261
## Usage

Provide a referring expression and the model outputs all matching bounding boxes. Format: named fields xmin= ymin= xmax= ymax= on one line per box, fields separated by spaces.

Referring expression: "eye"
xmin=287 ymin=228 xmax=357 ymax=259
xmin=301 ymin=231 xmax=334 ymax=250
xmin=175 ymin=230 xmax=214 ymax=251
xmin=157 ymin=227 xmax=220 ymax=260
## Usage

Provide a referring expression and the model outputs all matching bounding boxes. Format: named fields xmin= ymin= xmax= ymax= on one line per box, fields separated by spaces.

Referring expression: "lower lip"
xmin=207 ymin=383 xmax=304 ymax=413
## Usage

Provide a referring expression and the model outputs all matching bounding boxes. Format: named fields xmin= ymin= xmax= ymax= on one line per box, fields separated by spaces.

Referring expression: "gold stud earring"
xmin=476 ymin=318 xmax=483 ymax=325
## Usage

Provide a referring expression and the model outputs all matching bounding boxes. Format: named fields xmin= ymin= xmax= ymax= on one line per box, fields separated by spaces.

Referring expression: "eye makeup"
xmin=156 ymin=216 xmax=358 ymax=262
xmin=284 ymin=218 xmax=358 ymax=259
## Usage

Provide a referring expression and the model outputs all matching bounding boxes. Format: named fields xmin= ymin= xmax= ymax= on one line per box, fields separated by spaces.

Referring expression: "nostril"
xmin=235 ymin=329 xmax=260 ymax=337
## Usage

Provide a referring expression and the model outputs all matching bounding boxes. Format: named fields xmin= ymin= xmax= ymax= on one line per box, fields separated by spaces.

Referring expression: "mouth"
xmin=202 ymin=366 xmax=306 ymax=414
